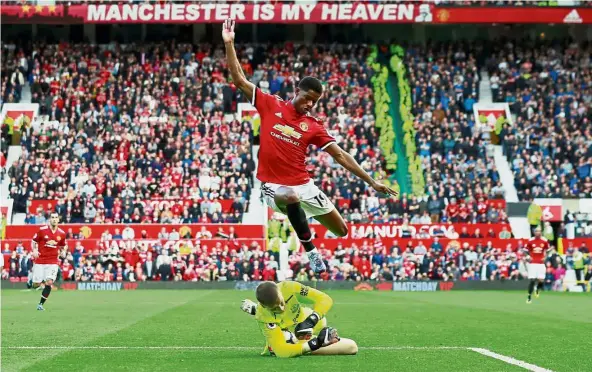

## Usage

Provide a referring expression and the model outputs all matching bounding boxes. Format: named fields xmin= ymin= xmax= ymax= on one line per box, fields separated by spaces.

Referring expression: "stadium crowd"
xmin=2 ymin=38 xmax=513 ymax=231
xmin=4 ymin=40 xmax=259 ymax=224
xmin=2 ymin=234 xmax=590 ymax=284
xmin=491 ymin=40 xmax=592 ymax=199
xmin=405 ymin=42 xmax=506 ymax=217
xmin=2 ymin=40 xmax=396 ymax=225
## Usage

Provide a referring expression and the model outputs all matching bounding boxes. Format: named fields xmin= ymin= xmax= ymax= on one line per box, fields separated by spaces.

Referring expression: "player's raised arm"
xmin=222 ymin=19 xmax=255 ymax=104
xmin=324 ymin=143 xmax=399 ymax=197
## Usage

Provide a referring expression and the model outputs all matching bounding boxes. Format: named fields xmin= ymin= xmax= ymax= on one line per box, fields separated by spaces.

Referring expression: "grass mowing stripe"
xmin=3 ymin=292 xmax=212 ymax=372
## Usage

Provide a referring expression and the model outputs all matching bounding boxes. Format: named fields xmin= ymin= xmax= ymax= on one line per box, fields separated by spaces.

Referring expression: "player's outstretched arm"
xmin=240 ymin=299 xmax=257 ymax=316
xmin=324 ymin=143 xmax=398 ymax=197
xmin=222 ymin=19 xmax=255 ymax=103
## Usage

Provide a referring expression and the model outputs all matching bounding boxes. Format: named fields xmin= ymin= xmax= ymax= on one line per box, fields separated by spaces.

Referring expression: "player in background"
xmin=523 ymin=226 xmax=550 ymax=304
xmin=223 ymin=19 xmax=397 ymax=273
xmin=29 ymin=212 xmax=68 ymax=311
xmin=240 ymin=281 xmax=358 ymax=358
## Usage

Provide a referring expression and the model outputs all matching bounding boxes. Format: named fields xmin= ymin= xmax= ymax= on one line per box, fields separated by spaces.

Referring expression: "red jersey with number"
xmin=526 ymin=237 xmax=549 ymax=264
xmin=253 ymin=88 xmax=335 ymax=186
xmin=32 ymin=225 xmax=67 ymax=265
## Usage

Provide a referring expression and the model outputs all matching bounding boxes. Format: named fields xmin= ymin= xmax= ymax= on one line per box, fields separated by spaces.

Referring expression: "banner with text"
xmin=1 ymin=4 xmax=591 ymax=24
xmin=312 ymin=223 xmax=512 ymax=239
xmin=4 ymin=223 xmax=265 ymax=240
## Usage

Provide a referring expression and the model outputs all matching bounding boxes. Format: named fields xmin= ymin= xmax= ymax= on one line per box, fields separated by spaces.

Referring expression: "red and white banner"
xmin=5 ymin=222 xmax=512 ymax=240
xmin=541 ymin=205 xmax=563 ymax=222
xmin=473 ymin=103 xmax=514 ymax=133
xmin=27 ymin=198 xmax=237 ymax=216
xmin=4 ymin=224 xmax=265 ymax=240
xmin=1 ymin=103 xmax=39 ymax=137
xmin=56 ymin=3 xmax=434 ymax=23
xmin=1 ymin=4 xmax=591 ymax=24
xmin=311 ymin=223 xmax=512 ymax=239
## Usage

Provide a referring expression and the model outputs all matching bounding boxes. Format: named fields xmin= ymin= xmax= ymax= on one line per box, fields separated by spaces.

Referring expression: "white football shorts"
xmin=261 ymin=179 xmax=335 ymax=219
xmin=527 ymin=263 xmax=546 ymax=280
xmin=32 ymin=264 xmax=59 ymax=283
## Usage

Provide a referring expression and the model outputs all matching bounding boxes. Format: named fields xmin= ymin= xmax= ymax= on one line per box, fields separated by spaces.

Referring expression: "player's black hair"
xmin=256 ymin=281 xmax=279 ymax=307
xmin=298 ymin=76 xmax=324 ymax=94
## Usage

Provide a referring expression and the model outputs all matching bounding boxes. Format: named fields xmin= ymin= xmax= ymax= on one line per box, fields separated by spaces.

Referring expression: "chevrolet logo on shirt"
xmin=273 ymin=124 xmax=302 ymax=139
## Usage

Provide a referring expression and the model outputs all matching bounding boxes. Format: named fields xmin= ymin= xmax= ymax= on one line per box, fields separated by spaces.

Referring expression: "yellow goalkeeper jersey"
xmin=255 ymin=281 xmax=333 ymax=358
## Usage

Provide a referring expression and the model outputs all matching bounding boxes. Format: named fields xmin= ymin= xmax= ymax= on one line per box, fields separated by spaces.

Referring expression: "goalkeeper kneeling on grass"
xmin=241 ymin=281 xmax=358 ymax=358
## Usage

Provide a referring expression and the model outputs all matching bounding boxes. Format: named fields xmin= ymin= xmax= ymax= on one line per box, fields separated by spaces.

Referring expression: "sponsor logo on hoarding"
xmin=439 ymin=282 xmax=455 ymax=291
xmin=354 ymin=283 xmax=374 ymax=291
xmin=393 ymin=281 xmax=439 ymax=292
xmin=77 ymin=282 xmax=123 ymax=291
xmin=563 ymin=9 xmax=582 ymax=23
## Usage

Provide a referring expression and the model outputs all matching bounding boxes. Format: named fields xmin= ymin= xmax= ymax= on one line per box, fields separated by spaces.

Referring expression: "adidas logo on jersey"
xmin=563 ymin=9 xmax=582 ymax=23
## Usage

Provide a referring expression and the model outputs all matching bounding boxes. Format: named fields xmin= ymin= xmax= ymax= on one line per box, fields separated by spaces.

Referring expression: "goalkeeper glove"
xmin=294 ymin=311 xmax=320 ymax=340
xmin=240 ymin=299 xmax=257 ymax=315
xmin=306 ymin=327 xmax=340 ymax=352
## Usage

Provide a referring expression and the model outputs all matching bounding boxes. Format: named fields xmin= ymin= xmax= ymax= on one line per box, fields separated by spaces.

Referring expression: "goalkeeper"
xmin=240 ymin=281 xmax=358 ymax=358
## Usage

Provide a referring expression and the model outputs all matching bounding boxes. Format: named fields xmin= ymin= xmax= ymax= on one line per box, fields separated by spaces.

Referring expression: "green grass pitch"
xmin=1 ymin=289 xmax=590 ymax=371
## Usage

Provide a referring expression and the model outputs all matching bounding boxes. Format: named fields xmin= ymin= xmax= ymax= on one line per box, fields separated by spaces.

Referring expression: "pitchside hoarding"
xmin=1 ymin=280 xmax=531 ymax=291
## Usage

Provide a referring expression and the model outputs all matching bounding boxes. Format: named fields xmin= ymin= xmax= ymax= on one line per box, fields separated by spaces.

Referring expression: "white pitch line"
xmin=469 ymin=348 xmax=554 ymax=372
xmin=3 ymin=346 xmax=463 ymax=351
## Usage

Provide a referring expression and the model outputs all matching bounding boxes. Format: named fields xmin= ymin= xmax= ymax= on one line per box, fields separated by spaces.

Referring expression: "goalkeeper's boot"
xmin=307 ymin=249 xmax=326 ymax=273
xmin=37 ymin=304 xmax=45 ymax=311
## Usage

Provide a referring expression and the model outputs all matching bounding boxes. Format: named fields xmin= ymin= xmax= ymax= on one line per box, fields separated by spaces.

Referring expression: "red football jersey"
xmin=446 ymin=203 xmax=459 ymax=217
xmin=526 ymin=237 xmax=549 ymax=264
xmin=253 ymin=88 xmax=335 ymax=186
xmin=32 ymin=225 xmax=67 ymax=265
